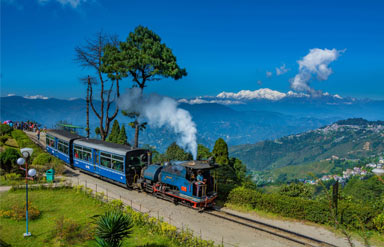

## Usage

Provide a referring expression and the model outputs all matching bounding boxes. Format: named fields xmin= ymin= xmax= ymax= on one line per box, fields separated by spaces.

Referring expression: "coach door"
xmin=93 ymin=149 xmax=100 ymax=174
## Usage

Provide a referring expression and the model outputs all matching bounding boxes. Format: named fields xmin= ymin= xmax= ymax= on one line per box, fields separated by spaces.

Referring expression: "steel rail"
xmin=205 ymin=209 xmax=339 ymax=247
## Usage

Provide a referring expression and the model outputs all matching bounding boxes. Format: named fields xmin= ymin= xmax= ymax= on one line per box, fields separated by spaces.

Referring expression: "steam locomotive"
xmin=45 ymin=129 xmax=218 ymax=209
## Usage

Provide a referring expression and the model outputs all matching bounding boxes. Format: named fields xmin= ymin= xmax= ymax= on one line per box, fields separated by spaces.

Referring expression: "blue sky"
xmin=1 ymin=0 xmax=384 ymax=99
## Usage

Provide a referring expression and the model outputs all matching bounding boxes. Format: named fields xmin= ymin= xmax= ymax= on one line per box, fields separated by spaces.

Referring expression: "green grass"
xmin=0 ymin=188 xmax=176 ymax=247
xmin=4 ymin=138 xmax=18 ymax=148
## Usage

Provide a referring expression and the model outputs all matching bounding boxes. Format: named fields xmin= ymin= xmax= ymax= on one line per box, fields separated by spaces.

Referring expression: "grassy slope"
xmin=0 ymin=189 xmax=176 ymax=247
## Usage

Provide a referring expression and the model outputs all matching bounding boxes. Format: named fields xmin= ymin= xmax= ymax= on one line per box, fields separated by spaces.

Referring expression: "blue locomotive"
xmin=46 ymin=129 xmax=218 ymax=209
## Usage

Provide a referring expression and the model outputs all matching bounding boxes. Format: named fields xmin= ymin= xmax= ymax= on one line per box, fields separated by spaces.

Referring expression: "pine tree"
xmin=107 ymin=120 xmax=120 ymax=143
xmin=117 ymin=125 xmax=128 ymax=145
xmin=212 ymin=138 xmax=229 ymax=165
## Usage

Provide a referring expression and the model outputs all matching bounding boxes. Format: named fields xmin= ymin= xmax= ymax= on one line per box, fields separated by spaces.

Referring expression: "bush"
xmin=226 ymin=187 xmax=380 ymax=230
xmin=0 ymin=135 xmax=9 ymax=145
xmin=47 ymin=216 xmax=92 ymax=246
xmin=0 ymin=201 xmax=40 ymax=221
xmin=0 ymin=124 xmax=13 ymax=136
xmin=373 ymin=213 xmax=384 ymax=233
xmin=32 ymin=153 xmax=52 ymax=166
xmin=0 ymin=148 xmax=20 ymax=173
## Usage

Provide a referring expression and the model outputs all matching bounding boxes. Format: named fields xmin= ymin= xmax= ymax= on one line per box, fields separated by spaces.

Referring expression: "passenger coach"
xmin=46 ymin=130 xmax=81 ymax=165
xmin=72 ymin=138 xmax=150 ymax=186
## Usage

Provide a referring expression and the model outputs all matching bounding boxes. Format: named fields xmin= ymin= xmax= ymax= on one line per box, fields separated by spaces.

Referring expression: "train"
xmin=45 ymin=129 xmax=218 ymax=209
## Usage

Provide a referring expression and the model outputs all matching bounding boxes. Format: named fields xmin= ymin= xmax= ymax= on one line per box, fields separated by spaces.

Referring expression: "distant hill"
xmin=229 ymin=118 xmax=384 ymax=171
xmin=0 ymin=96 xmax=337 ymax=151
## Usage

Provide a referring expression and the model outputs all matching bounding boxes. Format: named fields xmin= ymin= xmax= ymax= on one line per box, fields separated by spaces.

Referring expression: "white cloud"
xmin=180 ymin=88 xmax=345 ymax=105
xmin=286 ymin=91 xmax=310 ymax=98
xmin=266 ymin=71 xmax=272 ymax=78
xmin=38 ymin=0 xmax=86 ymax=8
xmin=24 ymin=95 xmax=49 ymax=100
xmin=217 ymin=88 xmax=287 ymax=101
xmin=7 ymin=93 xmax=16 ymax=97
xmin=275 ymin=64 xmax=289 ymax=76
xmin=334 ymin=94 xmax=343 ymax=99
xmin=290 ymin=48 xmax=345 ymax=93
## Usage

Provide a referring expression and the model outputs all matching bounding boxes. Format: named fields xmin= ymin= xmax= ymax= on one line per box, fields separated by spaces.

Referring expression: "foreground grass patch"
xmin=0 ymin=188 xmax=176 ymax=247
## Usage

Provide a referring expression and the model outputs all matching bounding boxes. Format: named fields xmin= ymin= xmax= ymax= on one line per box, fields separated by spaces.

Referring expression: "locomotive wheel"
xmin=173 ymin=198 xmax=179 ymax=205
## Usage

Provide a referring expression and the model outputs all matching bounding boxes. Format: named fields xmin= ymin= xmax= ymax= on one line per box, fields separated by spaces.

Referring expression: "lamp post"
xmin=16 ymin=148 xmax=36 ymax=237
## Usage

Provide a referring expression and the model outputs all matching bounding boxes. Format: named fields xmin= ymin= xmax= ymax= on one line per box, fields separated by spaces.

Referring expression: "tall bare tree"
xmin=75 ymin=32 xmax=122 ymax=140
xmin=80 ymin=76 xmax=97 ymax=138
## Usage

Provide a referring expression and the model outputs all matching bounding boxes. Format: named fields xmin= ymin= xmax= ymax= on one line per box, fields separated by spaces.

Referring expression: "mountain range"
xmin=1 ymin=94 xmax=384 ymax=153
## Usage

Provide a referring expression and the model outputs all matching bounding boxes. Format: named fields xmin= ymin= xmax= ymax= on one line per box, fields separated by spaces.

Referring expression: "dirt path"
xmin=23 ymin=131 xmax=367 ymax=247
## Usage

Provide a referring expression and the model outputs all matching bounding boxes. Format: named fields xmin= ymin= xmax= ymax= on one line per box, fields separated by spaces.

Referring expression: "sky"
xmin=1 ymin=0 xmax=384 ymax=100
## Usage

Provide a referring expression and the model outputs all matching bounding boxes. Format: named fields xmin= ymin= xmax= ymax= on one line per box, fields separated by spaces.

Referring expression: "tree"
xmin=165 ymin=142 xmax=192 ymax=161
xmin=230 ymin=157 xmax=247 ymax=183
xmin=107 ymin=120 xmax=120 ymax=143
xmin=75 ymin=32 xmax=121 ymax=140
xmin=197 ymin=144 xmax=211 ymax=160
xmin=117 ymin=125 xmax=128 ymax=145
xmin=122 ymin=111 xmax=147 ymax=148
xmin=107 ymin=25 xmax=187 ymax=147
xmin=80 ymin=76 xmax=97 ymax=138
xmin=94 ymin=211 xmax=133 ymax=247
xmin=212 ymin=138 xmax=229 ymax=165
xmin=0 ymin=148 xmax=20 ymax=174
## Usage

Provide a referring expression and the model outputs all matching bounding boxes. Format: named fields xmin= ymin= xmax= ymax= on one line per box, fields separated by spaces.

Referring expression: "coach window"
xmin=83 ymin=147 xmax=92 ymax=162
xmin=58 ymin=140 xmax=69 ymax=155
xmin=100 ymin=152 xmax=112 ymax=168
xmin=46 ymin=135 xmax=55 ymax=148
xmin=112 ymin=155 xmax=124 ymax=172
xmin=74 ymin=145 xmax=82 ymax=159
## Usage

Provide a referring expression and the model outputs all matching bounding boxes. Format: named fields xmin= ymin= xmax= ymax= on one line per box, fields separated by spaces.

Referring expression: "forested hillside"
xmin=230 ymin=118 xmax=384 ymax=171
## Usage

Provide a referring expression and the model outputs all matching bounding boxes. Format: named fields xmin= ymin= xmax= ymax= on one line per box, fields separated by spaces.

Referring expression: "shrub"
xmin=2 ymin=173 xmax=21 ymax=181
xmin=0 ymin=135 xmax=9 ymax=145
xmin=48 ymin=216 xmax=92 ymax=246
xmin=0 ymin=148 xmax=20 ymax=173
xmin=373 ymin=213 xmax=384 ymax=233
xmin=32 ymin=153 xmax=52 ymax=166
xmin=226 ymin=187 xmax=379 ymax=230
xmin=0 ymin=201 xmax=40 ymax=221
xmin=0 ymin=124 xmax=13 ymax=136
xmin=94 ymin=211 xmax=133 ymax=247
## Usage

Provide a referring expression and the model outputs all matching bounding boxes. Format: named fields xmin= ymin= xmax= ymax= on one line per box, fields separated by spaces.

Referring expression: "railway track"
xmin=206 ymin=209 xmax=338 ymax=247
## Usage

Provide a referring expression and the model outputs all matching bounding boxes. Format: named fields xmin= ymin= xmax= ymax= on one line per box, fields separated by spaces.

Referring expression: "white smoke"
xmin=290 ymin=48 xmax=345 ymax=94
xmin=118 ymin=88 xmax=198 ymax=160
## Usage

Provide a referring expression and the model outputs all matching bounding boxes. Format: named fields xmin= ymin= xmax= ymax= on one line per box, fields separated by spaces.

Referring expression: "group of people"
xmin=2 ymin=120 xmax=45 ymax=141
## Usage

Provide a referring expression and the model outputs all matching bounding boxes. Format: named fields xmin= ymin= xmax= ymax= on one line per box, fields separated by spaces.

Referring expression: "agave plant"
xmin=95 ymin=211 xmax=134 ymax=247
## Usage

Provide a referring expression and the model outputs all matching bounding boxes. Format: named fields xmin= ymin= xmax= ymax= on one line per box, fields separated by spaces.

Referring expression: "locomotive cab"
xmin=147 ymin=160 xmax=218 ymax=209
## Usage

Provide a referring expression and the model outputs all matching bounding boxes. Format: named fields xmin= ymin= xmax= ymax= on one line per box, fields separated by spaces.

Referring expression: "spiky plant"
xmin=95 ymin=211 xmax=134 ymax=247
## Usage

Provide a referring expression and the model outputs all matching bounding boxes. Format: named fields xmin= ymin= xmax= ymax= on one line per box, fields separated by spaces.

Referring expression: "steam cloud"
xmin=290 ymin=48 xmax=345 ymax=94
xmin=118 ymin=88 xmax=198 ymax=160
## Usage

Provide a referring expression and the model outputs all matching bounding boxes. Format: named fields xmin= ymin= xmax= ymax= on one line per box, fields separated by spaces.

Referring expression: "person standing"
xmin=36 ymin=128 xmax=40 ymax=141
